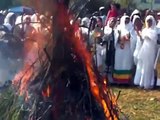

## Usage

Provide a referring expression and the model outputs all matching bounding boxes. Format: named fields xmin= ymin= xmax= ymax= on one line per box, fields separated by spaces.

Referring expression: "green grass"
xmin=1 ymin=85 xmax=160 ymax=120
xmin=112 ymin=86 xmax=160 ymax=120
xmin=0 ymin=87 xmax=23 ymax=120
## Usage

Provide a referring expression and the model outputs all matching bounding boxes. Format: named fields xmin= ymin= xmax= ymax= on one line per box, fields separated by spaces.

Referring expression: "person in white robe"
xmin=138 ymin=15 xmax=158 ymax=89
xmin=89 ymin=17 xmax=104 ymax=73
xmin=113 ymin=15 xmax=134 ymax=84
xmin=23 ymin=15 xmax=36 ymax=39
xmin=133 ymin=16 xmax=144 ymax=85
xmin=132 ymin=15 xmax=143 ymax=64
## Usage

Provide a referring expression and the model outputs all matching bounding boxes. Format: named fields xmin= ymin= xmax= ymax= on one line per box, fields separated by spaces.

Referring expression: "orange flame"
xmin=42 ymin=84 xmax=51 ymax=97
xmin=13 ymin=64 xmax=34 ymax=95
xmin=13 ymin=21 xmax=51 ymax=95
xmin=54 ymin=3 xmax=119 ymax=117
xmin=65 ymin=19 xmax=119 ymax=120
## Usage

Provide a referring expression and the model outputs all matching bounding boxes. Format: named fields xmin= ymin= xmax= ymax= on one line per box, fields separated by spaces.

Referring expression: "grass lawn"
xmin=112 ymin=86 xmax=160 ymax=120
xmin=1 ymin=85 xmax=160 ymax=120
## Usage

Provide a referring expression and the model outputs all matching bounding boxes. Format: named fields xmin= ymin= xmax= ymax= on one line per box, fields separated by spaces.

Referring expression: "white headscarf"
xmin=145 ymin=15 xmax=156 ymax=29
xmin=117 ymin=15 xmax=132 ymax=36
xmin=4 ymin=12 xmax=14 ymax=24
xmin=3 ymin=12 xmax=15 ymax=31
xmin=120 ymin=15 xmax=132 ymax=30
xmin=142 ymin=15 xmax=158 ymax=41
xmin=132 ymin=15 xmax=140 ymax=25
xmin=130 ymin=9 xmax=140 ymax=21
xmin=104 ymin=17 xmax=115 ymax=35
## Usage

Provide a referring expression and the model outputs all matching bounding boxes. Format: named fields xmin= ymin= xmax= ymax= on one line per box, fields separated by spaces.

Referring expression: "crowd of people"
xmin=0 ymin=3 xmax=160 ymax=90
xmin=78 ymin=2 xmax=160 ymax=90
xmin=0 ymin=10 xmax=52 ymax=87
xmin=0 ymin=10 xmax=51 ymax=41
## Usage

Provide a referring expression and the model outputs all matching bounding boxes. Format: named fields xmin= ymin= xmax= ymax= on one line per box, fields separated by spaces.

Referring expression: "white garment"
xmin=137 ymin=15 xmax=158 ymax=89
xmin=15 ymin=15 xmax=23 ymax=28
xmin=80 ymin=27 xmax=88 ymax=36
xmin=133 ymin=35 xmax=142 ymax=65
xmin=94 ymin=44 xmax=103 ymax=72
xmin=133 ymin=21 xmax=143 ymax=85
xmin=134 ymin=59 xmax=142 ymax=85
xmin=101 ymin=47 xmax=106 ymax=73
xmin=130 ymin=29 xmax=137 ymax=57
xmin=3 ymin=12 xmax=14 ymax=31
xmin=114 ymin=41 xmax=133 ymax=70
xmin=81 ymin=17 xmax=90 ymax=28
xmin=104 ymin=25 xmax=112 ymax=35
xmin=130 ymin=9 xmax=140 ymax=21
xmin=132 ymin=15 xmax=142 ymax=64
xmin=157 ymin=21 xmax=160 ymax=29
xmin=114 ymin=15 xmax=134 ymax=70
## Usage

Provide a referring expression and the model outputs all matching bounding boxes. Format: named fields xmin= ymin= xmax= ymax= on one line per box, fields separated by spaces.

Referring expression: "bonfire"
xmin=0 ymin=0 xmax=120 ymax=120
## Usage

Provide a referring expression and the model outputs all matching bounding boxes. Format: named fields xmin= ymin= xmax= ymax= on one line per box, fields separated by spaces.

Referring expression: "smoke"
xmin=0 ymin=36 xmax=24 ymax=87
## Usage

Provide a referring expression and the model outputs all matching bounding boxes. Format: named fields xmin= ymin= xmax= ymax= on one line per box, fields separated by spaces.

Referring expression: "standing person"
xmin=103 ymin=17 xmax=117 ymax=73
xmin=89 ymin=17 xmax=104 ymax=73
xmin=113 ymin=15 xmax=133 ymax=84
xmin=23 ymin=15 xmax=36 ymax=39
xmin=105 ymin=2 xmax=119 ymax=26
xmin=133 ymin=15 xmax=143 ymax=86
xmin=137 ymin=15 xmax=158 ymax=89
xmin=132 ymin=15 xmax=143 ymax=61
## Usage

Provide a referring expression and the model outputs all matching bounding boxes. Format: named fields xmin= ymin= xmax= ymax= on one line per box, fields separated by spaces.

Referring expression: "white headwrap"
xmin=142 ymin=15 xmax=158 ymax=41
xmin=3 ymin=12 xmax=15 ymax=31
xmin=117 ymin=15 xmax=132 ymax=36
xmin=130 ymin=9 xmax=140 ymax=20
xmin=4 ymin=12 xmax=14 ymax=24
xmin=120 ymin=15 xmax=132 ymax=30
xmin=145 ymin=15 xmax=156 ymax=29
xmin=132 ymin=15 xmax=140 ymax=25
xmin=104 ymin=17 xmax=115 ymax=35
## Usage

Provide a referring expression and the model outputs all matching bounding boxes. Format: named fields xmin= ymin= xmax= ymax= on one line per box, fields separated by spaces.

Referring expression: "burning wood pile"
xmin=7 ymin=0 xmax=120 ymax=120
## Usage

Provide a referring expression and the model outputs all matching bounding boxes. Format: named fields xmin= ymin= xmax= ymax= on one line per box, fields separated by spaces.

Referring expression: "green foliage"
xmin=0 ymin=87 xmax=23 ymax=120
